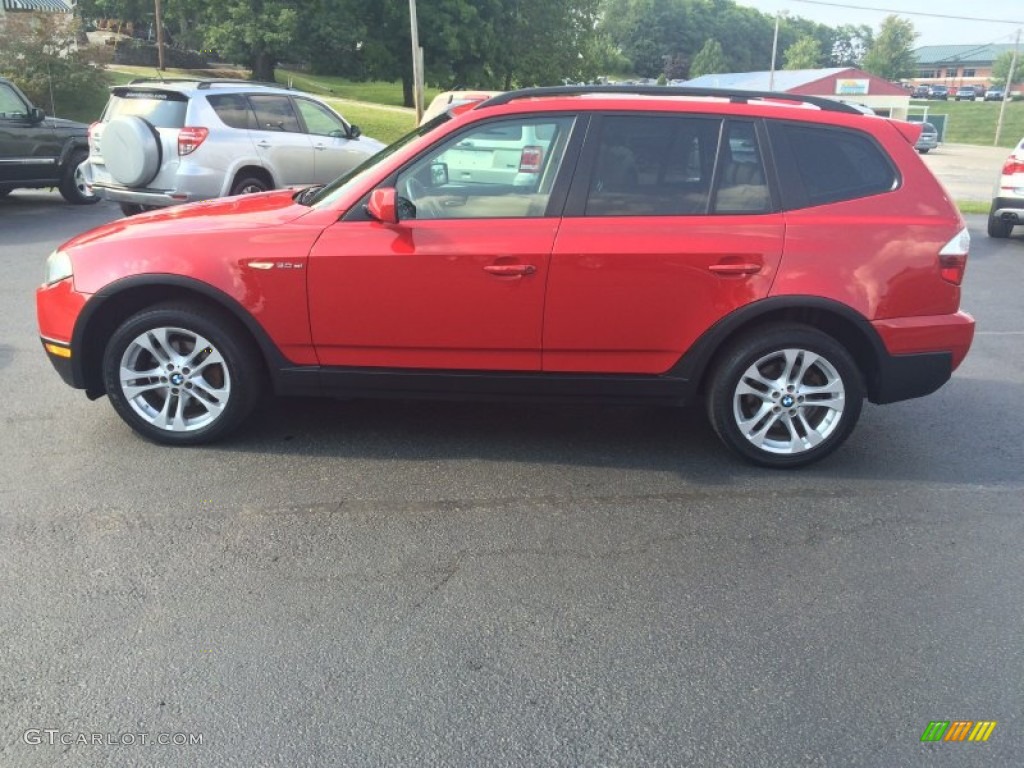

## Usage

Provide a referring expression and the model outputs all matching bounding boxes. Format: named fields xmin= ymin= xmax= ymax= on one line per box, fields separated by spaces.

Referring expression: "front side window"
xmin=394 ymin=116 xmax=575 ymax=220
xmin=294 ymin=98 xmax=347 ymax=137
xmin=0 ymin=83 xmax=28 ymax=117
xmin=770 ymin=122 xmax=897 ymax=208
xmin=248 ymin=95 xmax=301 ymax=133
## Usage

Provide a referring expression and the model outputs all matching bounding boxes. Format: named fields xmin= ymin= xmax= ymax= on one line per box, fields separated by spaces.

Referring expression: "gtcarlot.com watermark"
xmin=24 ymin=729 xmax=203 ymax=747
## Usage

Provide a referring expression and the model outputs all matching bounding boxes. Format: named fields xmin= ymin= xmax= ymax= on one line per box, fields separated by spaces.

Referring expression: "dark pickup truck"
xmin=0 ymin=76 xmax=97 ymax=204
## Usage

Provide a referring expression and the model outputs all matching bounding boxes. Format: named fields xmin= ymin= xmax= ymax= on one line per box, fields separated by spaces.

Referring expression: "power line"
xmin=791 ymin=0 xmax=1024 ymax=25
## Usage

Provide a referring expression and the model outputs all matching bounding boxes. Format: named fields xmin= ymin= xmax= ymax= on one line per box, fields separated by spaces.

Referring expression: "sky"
xmin=736 ymin=0 xmax=1024 ymax=48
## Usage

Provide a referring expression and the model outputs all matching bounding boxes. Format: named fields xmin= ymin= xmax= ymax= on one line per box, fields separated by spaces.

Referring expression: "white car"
xmin=86 ymin=79 xmax=385 ymax=216
xmin=988 ymin=137 xmax=1024 ymax=238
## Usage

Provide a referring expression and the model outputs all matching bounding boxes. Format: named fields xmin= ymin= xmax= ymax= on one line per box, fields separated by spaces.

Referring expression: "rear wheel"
xmin=987 ymin=205 xmax=1014 ymax=238
xmin=119 ymin=203 xmax=158 ymax=217
xmin=230 ymin=176 xmax=271 ymax=196
xmin=58 ymin=149 xmax=98 ymax=205
xmin=102 ymin=304 xmax=263 ymax=445
xmin=706 ymin=325 xmax=864 ymax=468
xmin=917 ymin=148 xmax=930 ymax=154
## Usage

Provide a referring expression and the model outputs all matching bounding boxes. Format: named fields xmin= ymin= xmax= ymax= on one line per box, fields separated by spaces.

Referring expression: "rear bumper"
xmin=92 ymin=183 xmax=193 ymax=207
xmin=870 ymin=310 xmax=975 ymax=403
xmin=991 ymin=196 xmax=1024 ymax=222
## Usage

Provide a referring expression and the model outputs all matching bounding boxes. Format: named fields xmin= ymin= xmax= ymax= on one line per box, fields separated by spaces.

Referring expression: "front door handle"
xmin=708 ymin=262 xmax=762 ymax=276
xmin=483 ymin=264 xmax=536 ymax=277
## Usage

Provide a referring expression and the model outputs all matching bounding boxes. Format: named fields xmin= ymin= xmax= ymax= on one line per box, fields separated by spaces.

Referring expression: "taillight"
xmin=178 ymin=127 xmax=209 ymax=156
xmin=519 ymin=145 xmax=543 ymax=173
xmin=87 ymin=121 xmax=99 ymax=144
xmin=1001 ymin=157 xmax=1024 ymax=176
xmin=938 ymin=227 xmax=969 ymax=285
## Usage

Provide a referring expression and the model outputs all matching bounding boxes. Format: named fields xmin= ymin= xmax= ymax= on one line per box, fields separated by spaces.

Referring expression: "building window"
xmin=918 ymin=70 xmax=937 ymax=79
xmin=963 ymin=69 xmax=976 ymax=77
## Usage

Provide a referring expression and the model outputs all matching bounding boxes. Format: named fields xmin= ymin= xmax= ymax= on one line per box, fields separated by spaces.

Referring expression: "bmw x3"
xmin=38 ymin=86 xmax=975 ymax=467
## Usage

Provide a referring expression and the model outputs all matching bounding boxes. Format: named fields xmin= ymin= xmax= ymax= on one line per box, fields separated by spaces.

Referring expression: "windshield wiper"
xmin=295 ymin=185 xmax=325 ymax=206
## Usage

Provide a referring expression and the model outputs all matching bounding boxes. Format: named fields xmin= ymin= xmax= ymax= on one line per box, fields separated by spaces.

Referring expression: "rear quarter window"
xmin=206 ymin=93 xmax=255 ymax=130
xmin=105 ymin=89 xmax=188 ymax=128
xmin=768 ymin=122 xmax=897 ymax=208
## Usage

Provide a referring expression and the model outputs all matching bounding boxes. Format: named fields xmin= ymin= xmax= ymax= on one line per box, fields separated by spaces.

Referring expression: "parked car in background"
xmin=85 ymin=79 xmax=385 ymax=216
xmin=420 ymin=90 xmax=501 ymax=125
xmin=914 ymin=121 xmax=939 ymax=153
xmin=37 ymin=85 xmax=975 ymax=468
xmin=988 ymin=137 xmax=1024 ymax=238
xmin=955 ymin=86 xmax=979 ymax=101
xmin=984 ymin=87 xmax=1006 ymax=101
xmin=910 ymin=85 xmax=930 ymax=98
xmin=0 ymin=76 xmax=97 ymax=204
xmin=927 ymin=85 xmax=949 ymax=100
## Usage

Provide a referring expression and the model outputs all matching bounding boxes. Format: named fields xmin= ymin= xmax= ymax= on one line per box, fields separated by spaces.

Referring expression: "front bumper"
xmin=40 ymin=338 xmax=77 ymax=388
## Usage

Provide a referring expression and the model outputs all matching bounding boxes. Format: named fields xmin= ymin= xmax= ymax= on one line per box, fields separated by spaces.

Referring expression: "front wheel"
xmin=102 ymin=304 xmax=263 ymax=445
xmin=706 ymin=326 xmax=864 ymax=468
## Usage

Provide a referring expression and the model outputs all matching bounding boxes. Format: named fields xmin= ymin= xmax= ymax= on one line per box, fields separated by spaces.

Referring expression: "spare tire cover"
xmin=102 ymin=116 xmax=162 ymax=187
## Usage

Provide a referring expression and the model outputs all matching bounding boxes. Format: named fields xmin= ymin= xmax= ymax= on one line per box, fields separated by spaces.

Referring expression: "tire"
xmin=102 ymin=303 xmax=263 ymax=445
xmin=987 ymin=207 xmax=1013 ymax=238
xmin=58 ymin=150 xmax=99 ymax=205
xmin=230 ymin=176 xmax=271 ymax=196
xmin=917 ymin=148 xmax=929 ymax=154
xmin=119 ymin=203 xmax=158 ymax=217
xmin=706 ymin=325 xmax=864 ymax=468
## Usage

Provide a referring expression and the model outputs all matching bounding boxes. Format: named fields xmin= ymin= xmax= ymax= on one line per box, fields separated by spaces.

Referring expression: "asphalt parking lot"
xmin=1 ymin=188 xmax=1022 ymax=766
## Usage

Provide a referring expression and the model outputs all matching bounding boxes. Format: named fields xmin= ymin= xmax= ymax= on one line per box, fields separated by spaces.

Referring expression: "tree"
xmin=0 ymin=16 xmax=109 ymax=120
xmin=203 ymin=0 xmax=302 ymax=82
xmin=861 ymin=15 xmax=917 ymax=81
xmin=991 ymin=51 xmax=1024 ymax=87
xmin=829 ymin=24 xmax=873 ymax=67
xmin=689 ymin=39 xmax=726 ymax=78
xmin=784 ymin=36 xmax=823 ymax=70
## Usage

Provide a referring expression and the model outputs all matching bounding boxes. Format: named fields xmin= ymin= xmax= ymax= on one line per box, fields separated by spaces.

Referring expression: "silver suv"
xmin=86 ymin=79 xmax=385 ymax=216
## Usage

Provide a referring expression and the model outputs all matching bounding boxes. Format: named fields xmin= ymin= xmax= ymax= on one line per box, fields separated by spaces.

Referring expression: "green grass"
xmin=276 ymin=70 xmax=440 ymax=108
xmin=322 ymin=100 xmax=416 ymax=144
xmin=910 ymin=98 xmax=1024 ymax=148
xmin=957 ymin=200 xmax=991 ymax=215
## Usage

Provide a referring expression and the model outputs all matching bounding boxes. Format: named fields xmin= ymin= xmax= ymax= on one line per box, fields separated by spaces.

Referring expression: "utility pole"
xmin=408 ymin=0 xmax=424 ymax=123
xmin=154 ymin=0 xmax=165 ymax=70
xmin=768 ymin=10 xmax=788 ymax=91
xmin=995 ymin=29 xmax=1020 ymax=147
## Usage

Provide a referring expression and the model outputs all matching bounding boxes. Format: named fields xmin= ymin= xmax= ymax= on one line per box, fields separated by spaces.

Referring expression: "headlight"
xmin=43 ymin=249 xmax=73 ymax=286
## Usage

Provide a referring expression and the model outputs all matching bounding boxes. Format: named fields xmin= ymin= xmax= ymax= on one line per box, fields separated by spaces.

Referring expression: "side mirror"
xmin=348 ymin=124 xmax=362 ymax=139
xmin=430 ymin=161 xmax=449 ymax=187
xmin=30 ymin=107 xmax=46 ymax=123
xmin=366 ymin=187 xmax=398 ymax=224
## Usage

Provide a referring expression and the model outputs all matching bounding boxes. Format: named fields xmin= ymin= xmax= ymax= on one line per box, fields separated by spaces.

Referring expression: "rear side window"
xmin=769 ymin=122 xmax=897 ymax=207
xmin=249 ymin=95 xmax=301 ymax=132
xmin=584 ymin=114 xmax=723 ymax=216
xmin=207 ymin=93 xmax=255 ymax=130
xmin=105 ymin=89 xmax=188 ymax=128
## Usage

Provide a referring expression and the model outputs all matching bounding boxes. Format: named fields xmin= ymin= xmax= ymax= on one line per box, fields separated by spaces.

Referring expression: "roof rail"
xmin=196 ymin=79 xmax=291 ymax=90
xmin=124 ymin=77 xmax=290 ymax=90
xmin=476 ymin=85 xmax=865 ymax=115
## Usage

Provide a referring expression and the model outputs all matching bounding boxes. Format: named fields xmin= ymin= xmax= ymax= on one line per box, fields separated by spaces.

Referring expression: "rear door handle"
xmin=708 ymin=262 xmax=762 ymax=275
xmin=255 ymin=140 xmax=272 ymax=149
xmin=483 ymin=264 xmax=536 ymax=277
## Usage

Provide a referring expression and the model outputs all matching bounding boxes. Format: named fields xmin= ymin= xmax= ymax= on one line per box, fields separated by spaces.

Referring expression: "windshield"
xmin=307 ymin=113 xmax=452 ymax=208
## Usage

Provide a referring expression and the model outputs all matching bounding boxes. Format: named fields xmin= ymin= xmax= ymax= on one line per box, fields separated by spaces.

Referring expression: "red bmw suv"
xmin=36 ymin=86 xmax=974 ymax=467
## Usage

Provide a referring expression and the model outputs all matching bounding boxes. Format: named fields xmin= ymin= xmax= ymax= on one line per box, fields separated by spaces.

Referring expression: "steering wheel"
xmin=401 ymin=176 xmax=444 ymax=219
